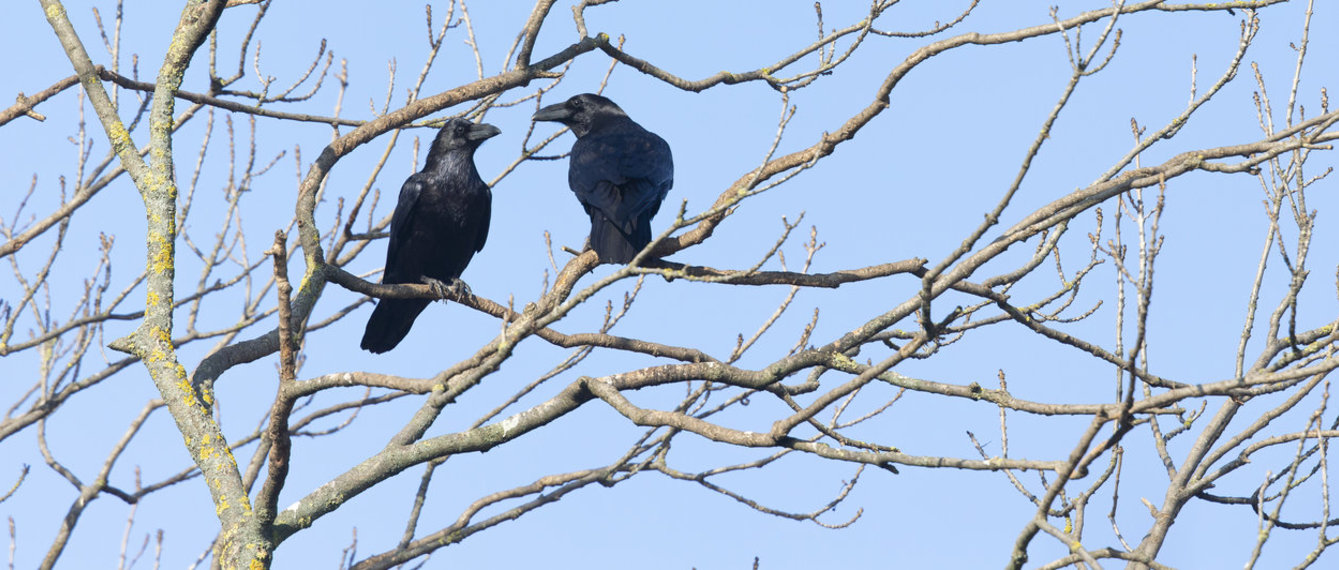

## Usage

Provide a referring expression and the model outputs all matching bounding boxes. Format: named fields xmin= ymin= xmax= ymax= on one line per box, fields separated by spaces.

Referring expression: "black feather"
xmin=360 ymin=118 xmax=498 ymax=353
xmin=534 ymin=94 xmax=673 ymax=264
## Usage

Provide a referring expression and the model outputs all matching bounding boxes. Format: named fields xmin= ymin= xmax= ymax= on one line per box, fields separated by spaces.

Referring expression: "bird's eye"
xmin=570 ymin=99 xmax=583 ymax=110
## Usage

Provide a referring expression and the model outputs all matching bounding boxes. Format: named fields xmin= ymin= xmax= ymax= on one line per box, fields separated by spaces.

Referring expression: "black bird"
xmin=533 ymin=93 xmax=674 ymax=264
xmin=360 ymin=118 xmax=500 ymax=353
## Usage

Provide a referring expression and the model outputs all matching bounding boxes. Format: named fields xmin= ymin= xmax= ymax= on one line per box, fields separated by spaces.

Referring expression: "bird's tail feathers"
xmin=360 ymin=298 xmax=432 ymax=353
xmin=590 ymin=217 xmax=651 ymax=264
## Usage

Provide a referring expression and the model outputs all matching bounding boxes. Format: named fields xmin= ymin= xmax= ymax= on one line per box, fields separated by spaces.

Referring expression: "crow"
xmin=360 ymin=118 xmax=499 ymax=353
xmin=533 ymin=93 xmax=674 ymax=264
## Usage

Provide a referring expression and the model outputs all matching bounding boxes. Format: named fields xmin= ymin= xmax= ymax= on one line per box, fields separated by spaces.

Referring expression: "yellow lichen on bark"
xmin=43 ymin=2 xmax=64 ymax=21
xmin=106 ymin=121 xmax=134 ymax=155
xmin=176 ymin=376 xmax=203 ymax=409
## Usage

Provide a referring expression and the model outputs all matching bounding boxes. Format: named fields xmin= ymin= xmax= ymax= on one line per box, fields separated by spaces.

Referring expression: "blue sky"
xmin=3 ymin=1 xmax=1338 ymax=568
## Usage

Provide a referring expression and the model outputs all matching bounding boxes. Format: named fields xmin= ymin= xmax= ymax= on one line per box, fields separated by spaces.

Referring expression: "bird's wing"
xmin=384 ymin=175 xmax=426 ymax=281
xmin=621 ymin=131 xmax=673 ymax=184
xmin=570 ymin=130 xmax=673 ymax=234
xmin=621 ymin=132 xmax=673 ymax=221
xmin=581 ymin=179 xmax=664 ymax=236
xmin=473 ymin=187 xmax=491 ymax=253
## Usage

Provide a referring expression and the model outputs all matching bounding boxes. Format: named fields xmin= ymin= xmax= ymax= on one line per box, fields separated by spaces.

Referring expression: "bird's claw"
xmin=452 ymin=279 xmax=473 ymax=298
xmin=421 ymin=277 xmax=471 ymax=300
xmin=421 ymin=277 xmax=450 ymax=299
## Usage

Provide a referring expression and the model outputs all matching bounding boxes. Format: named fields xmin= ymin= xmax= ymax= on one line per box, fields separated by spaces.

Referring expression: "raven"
xmin=533 ymin=93 xmax=674 ymax=264
xmin=360 ymin=118 xmax=500 ymax=353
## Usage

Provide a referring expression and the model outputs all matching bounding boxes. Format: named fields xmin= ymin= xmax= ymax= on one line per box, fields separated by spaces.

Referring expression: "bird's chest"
xmin=416 ymin=186 xmax=486 ymax=227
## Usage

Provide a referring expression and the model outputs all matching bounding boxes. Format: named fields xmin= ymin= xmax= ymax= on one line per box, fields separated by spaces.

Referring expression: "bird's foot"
xmin=422 ymin=277 xmax=471 ymax=300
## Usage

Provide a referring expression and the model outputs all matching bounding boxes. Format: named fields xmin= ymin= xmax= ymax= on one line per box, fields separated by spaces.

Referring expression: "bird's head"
xmin=430 ymin=118 xmax=501 ymax=154
xmin=532 ymin=93 xmax=627 ymax=138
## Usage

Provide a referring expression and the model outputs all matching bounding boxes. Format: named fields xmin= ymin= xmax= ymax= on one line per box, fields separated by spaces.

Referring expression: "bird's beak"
xmin=532 ymin=103 xmax=570 ymax=123
xmin=468 ymin=123 xmax=501 ymax=141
